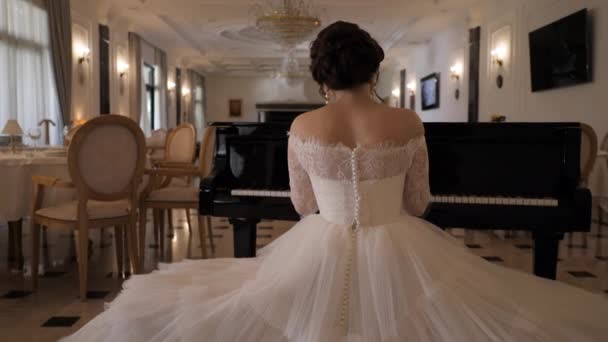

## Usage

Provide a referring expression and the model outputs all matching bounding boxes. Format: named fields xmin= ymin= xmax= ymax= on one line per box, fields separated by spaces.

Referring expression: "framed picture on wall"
xmin=420 ymin=73 xmax=440 ymax=110
xmin=229 ymin=99 xmax=242 ymax=117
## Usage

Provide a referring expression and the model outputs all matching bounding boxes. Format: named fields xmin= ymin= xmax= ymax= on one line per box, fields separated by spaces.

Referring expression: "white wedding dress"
xmin=63 ymin=135 xmax=608 ymax=342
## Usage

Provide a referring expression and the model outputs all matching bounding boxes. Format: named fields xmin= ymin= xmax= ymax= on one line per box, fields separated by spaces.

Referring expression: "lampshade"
xmin=2 ymin=119 xmax=23 ymax=135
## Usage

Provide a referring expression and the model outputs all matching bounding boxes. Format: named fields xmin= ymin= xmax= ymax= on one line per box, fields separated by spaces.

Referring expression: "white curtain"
xmin=186 ymin=69 xmax=205 ymax=140
xmin=0 ymin=0 xmax=62 ymax=145
xmin=128 ymin=32 xmax=143 ymax=125
xmin=138 ymin=38 xmax=168 ymax=137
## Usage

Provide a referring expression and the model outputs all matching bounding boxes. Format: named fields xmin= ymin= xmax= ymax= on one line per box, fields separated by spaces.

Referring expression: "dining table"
xmin=0 ymin=147 xmax=74 ymax=270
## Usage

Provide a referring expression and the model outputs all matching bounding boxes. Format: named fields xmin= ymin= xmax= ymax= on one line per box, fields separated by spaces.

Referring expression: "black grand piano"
xmin=200 ymin=122 xmax=591 ymax=280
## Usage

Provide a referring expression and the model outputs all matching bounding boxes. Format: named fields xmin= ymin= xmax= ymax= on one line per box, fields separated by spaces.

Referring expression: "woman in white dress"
xmin=63 ymin=21 xmax=608 ymax=341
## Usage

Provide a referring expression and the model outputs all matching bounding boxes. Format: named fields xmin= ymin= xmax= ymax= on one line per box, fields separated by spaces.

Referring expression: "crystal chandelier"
xmin=270 ymin=50 xmax=305 ymax=85
xmin=252 ymin=0 xmax=322 ymax=49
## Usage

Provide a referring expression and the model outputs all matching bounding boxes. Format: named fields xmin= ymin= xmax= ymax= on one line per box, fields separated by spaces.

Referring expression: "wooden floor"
xmin=0 ymin=209 xmax=607 ymax=342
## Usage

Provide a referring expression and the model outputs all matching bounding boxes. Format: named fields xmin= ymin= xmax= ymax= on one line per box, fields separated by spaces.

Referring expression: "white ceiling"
xmin=97 ymin=0 xmax=488 ymax=75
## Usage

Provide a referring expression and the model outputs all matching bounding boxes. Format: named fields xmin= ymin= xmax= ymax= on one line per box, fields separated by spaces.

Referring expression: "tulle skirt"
xmin=62 ymin=214 xmax=608 ymax=341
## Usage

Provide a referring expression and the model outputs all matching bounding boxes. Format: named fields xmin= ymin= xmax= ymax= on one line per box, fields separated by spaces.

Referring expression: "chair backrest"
xmin=146 ymin=128 xmax=168 ymax=161
xmin=165 ymin=123 xmax=196 ymax=163
xmin=601 ymin=132 xmax=608 ymax=152
xmin=580 ymin=123 xmax=598 ymax=182
xmin=68 ymin=115 xmax=146 ymax=201
xmin=198 ymin=126 xmax=217 ymax=177
xmin=146 ymin=129 xmax=168 ymax=147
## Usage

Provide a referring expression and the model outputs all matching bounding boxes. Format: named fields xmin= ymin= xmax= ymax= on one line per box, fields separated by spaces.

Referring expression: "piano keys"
xmin=231 ymin=189 xmax=291 ymax=198
xmin=430 ymin=196 xmax=559 ymax=207
xmin=230 ymin=191 xmax=560 ymax=206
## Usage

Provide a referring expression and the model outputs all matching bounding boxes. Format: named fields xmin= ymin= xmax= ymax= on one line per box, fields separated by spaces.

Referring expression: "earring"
xmin=324 ymin=87 xmax=333 ymax=104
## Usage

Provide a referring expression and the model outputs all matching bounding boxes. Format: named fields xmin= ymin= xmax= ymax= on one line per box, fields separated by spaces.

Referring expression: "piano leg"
xmin=532 ymin=232 xmax=564 ymax=280
xmin=230 ymin=218 xmax=260 ymax=258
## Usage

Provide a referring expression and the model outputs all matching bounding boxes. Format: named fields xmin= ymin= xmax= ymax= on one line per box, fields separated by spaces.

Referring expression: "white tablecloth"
xmin=0 ymin=148 xmax=74 ymax=223
xmin=588 ymin=151 xmax=608 ymax=201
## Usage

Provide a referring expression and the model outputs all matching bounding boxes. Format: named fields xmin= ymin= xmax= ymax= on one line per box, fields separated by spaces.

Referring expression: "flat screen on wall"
xmin=529 ymin=9 xmax=591 ymax=92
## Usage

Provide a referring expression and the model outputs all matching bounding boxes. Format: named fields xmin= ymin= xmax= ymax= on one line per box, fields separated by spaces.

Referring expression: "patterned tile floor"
xmin=1 ymin=210 xmax=607 ymax=341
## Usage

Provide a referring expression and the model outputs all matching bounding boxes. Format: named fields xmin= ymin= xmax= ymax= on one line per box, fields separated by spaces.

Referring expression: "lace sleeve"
xmin=288 ymin=136 xmax=318 ymax=216
xmin=403 ymin=138 xmax=431 ymax=216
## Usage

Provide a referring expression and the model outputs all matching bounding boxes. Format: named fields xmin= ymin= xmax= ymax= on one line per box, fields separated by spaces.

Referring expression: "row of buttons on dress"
xmin=340 ymin=148 xmax=360 ymax=329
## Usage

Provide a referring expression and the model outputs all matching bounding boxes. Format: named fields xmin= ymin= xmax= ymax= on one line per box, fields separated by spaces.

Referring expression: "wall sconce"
xmin=390 ymin=87 xmax=401 ymax=107
xmin=406 ymin=81 xmax=416 ymax=95
xmin=117 ymin=60 xmax=129 ymax=78
xmin=181 ymin=86 xmax=191 ymax=97
xmin=116 ymin=60 xmax=129 ymax=95
xmin=450 ymin=62 xmax=463 ymax=99
xmin=491 ymin=45 xmax=507 ymax=66
xmin=406 ymin=81 xmax=416 ymax=109
xmin=75 ymin=43 xmax=90 ymax=85
xmin=76 ymin=44 xmax=90 ymax=65
xmin=450 ymin=63 xmax=463 ymax=81
xmin=167 ymin=80 xmax=176 ymax=92
xmin=491 ymin=44 xmax=507 ymax=88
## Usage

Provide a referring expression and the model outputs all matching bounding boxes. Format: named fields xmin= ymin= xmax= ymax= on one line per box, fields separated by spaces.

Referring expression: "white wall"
xmin=395 ymin=0 xmax=607 ymax=141
xmin=384 ymin=23 xmax=470 ymax=122
xmin=107 ymin=16 xmax=129 ymax=117
xmin=205 ymin=75 xmax=323 ymax=123
xmin=69 ymin=1 xmax=182 ymax=133
xmin=71 ymin=0 xmax=100 ymax=123
xmin=477 ymin=0 xmax=608 ymax=141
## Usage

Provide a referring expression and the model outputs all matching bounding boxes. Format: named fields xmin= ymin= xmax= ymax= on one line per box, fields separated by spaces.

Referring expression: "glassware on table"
xmin=28 ymin=128 xmax=42 ymax=152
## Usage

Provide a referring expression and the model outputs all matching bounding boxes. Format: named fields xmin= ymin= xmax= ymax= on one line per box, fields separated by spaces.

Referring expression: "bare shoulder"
xmin=386 ymin=107 xmax=424 ymax=137
xmin=289 ymin=106 xmax=332 ymax=137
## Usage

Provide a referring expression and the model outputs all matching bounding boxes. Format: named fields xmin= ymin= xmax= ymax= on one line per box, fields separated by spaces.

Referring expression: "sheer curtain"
xmin=136 ymin=38 xmax=168 ymax=137
xmin=0 ymin=0 xmax=62 ymax=145
xmin=186 ymin=69 xmax=206 ymax=140
xmin=128 ymin=32 xmax=143 ymax=125
xmin=150 ymin=48 xmax=168 ymax=133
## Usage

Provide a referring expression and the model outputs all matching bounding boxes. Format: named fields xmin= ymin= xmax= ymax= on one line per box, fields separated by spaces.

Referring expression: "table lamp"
xmin=2 ymin=119 xmax=24 ymax=154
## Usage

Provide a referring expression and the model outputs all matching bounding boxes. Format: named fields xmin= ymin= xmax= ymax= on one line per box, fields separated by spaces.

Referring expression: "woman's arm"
xmin=288 ymin=136 xmax=319 ymax=216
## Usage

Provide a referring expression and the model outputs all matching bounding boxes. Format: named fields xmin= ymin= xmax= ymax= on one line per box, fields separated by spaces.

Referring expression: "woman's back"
xmin=290 ymin=99 xmax=424 ymax=148
xmin=287 ymin=97 xmax=431 ymax=219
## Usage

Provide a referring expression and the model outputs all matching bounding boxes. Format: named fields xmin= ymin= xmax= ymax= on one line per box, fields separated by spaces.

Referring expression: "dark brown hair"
xmin=310 ymin=21 xmax=385 ymax=93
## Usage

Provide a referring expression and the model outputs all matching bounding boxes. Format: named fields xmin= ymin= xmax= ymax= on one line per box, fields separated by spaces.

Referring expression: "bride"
xmin=64 ymin=21 xmax=608 ymax=341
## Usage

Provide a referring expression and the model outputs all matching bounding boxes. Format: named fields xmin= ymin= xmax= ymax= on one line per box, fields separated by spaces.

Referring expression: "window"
xmin=194 ymin=84 xmax=205 ymax=137
xmin=0 ymin=0 xmax=62 ymax=144
xmin=143 ymin=63 xmax=156 ymax=132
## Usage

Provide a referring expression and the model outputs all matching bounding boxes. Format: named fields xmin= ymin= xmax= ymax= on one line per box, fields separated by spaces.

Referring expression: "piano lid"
xmin=257 ymin=102 xmax=324 ymax=124
xmin=424 ymin=122 xmax=582 ymax=198
xmin=255 ymin=102 xmax=325 ymax=112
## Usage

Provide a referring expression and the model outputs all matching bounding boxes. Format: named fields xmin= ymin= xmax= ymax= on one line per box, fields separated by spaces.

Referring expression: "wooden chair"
xmin=146 ymin=128 xmax=169 ymax=163
xmin=601 ymin=132 xmax=608 ymax=152
xmin=155 ymin=123 xmax=196 ymax=167
xmin=30 ymin=115 xmax=146 ymax=300
xmin=138 ymin=126 xmax=216 ymax=270
xmin=568 ymin=123 xmax=598 ymax=249
xmin=596 ymin=160 xmax=608 ymax=259
xmin=150 ymin=123 xmax=197 ymax=236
